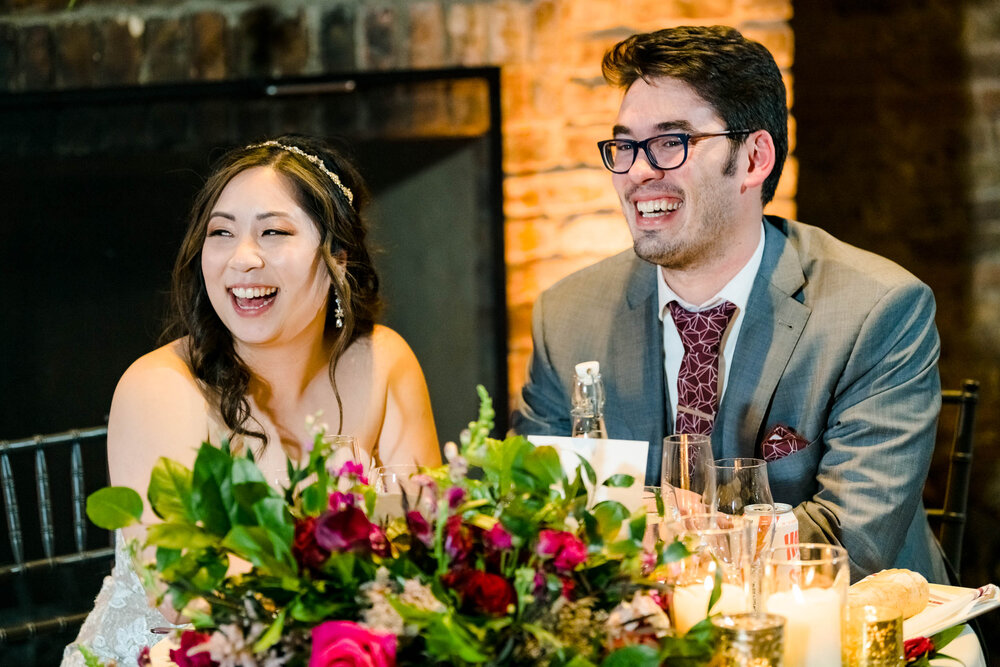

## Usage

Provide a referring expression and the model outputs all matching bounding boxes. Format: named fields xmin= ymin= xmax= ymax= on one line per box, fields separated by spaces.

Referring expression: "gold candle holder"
xmin=842 ymin=603 xmax=904 ymax=667
xmin=710 ymin=612 xmax=785 ymax=666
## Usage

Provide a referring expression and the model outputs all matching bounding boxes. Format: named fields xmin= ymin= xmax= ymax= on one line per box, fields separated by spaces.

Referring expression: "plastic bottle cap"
xmin=575 ymin=361 xmax=600 ymax=384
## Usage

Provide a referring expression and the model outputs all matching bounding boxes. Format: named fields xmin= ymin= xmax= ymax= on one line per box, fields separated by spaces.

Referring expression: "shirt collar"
xmin=657 ymin=221 xmax=766 ymax=319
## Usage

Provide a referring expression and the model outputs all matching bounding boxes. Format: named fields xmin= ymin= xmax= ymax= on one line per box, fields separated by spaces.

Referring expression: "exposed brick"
xmin=445 ymin=2 xmax=488 ymax=66
xmin=96 ymin=16 xmax=141 ymax=86
xmin=739 ymin=21 xmax=793 ymax=69
xmin=445 ymin=78 xmax=491 ymax=136
xmin=675 ymin=0 xmax=735 ymax=19
xmin=561 ymin=71 xmax=621 ymax=126
xmin=503 ymin=119 xmax=565 ymax=174
xmin=504 ymin=168 xmax=618 ymax=219
xmin=145 ymin=16 xmax=190 ymax=83
xmin=736 ymin=0 xmax=793 ymax=21
xmin=409 ymin=1 xmax=445 ymax=68
xmin=53 ymin=21 xmax=96 ymax=88
xmin=20 ymin=23 xmax=53 ymax=90
xmin=528 ymin=0 xmax=560 ymax=63
xmin=564 ymin=123 xmax=606 ymax=169
xmin=560 ymin=0 xmax=626 ymax=34
xmin=363 ymin=5 xmax=398 ymax=70
xmin=191 ymin=11 xmax=227 ymax=80
xmin=486 ymin=1 xmax=530 ymax=64
xmin=320 ymin=3 xmax=357 ymax=73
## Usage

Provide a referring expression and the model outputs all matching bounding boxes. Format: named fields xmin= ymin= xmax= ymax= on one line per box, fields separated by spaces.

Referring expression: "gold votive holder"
xmin=710 ymin=612 xmax=785 ymax=666
xmin=842 ymin=603 xmax=904 ymax=667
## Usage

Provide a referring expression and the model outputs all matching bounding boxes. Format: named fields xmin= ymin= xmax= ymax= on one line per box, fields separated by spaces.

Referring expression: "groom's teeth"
xmin=637 ymin=199 xmax=681 ymax=215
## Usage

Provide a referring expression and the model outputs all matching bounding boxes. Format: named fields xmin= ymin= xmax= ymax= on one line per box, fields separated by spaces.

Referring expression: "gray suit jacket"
xmin=512 ymin=217 xmax=948 ymax=583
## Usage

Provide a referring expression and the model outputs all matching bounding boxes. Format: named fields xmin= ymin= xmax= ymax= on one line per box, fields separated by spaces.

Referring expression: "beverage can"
xmin=744 ymin=503 xmax=799 ymax=561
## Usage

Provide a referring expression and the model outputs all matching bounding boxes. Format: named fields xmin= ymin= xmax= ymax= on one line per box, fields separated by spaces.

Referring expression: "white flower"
xmin=607 ymin=592 xmax=672 ymax=639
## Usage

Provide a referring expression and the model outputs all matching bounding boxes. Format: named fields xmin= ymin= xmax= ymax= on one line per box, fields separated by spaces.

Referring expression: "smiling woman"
xmin=60 ymin=136 xmax=441 ymax=667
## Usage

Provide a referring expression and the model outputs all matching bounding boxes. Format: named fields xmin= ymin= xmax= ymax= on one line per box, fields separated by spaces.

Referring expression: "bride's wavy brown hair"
xmin=162 ymin=134 xmax=381 ymax=445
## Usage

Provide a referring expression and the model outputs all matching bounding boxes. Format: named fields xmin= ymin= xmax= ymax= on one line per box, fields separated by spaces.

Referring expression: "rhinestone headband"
xmin=247 ymin=140 xmax=354 ymax=206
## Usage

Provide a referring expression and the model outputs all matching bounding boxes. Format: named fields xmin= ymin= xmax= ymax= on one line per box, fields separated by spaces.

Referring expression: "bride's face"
xmin=201 ymin=166 xmax=332 ymax=349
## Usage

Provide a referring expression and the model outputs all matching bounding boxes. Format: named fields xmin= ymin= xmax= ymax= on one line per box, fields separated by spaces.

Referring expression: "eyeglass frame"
xmin=596 ymin=129 xmax=752 ymax=174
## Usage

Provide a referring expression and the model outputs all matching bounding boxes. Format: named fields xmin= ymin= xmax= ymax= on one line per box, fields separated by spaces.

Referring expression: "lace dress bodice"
xmin=61 ymin=531 xmax=181 ymax=667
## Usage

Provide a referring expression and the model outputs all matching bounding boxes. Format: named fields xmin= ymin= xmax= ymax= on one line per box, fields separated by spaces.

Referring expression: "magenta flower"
xmin=168 ymin=630 xmax=216 ymax=667
xmin=446 ymin=486 xmax=466 ymax=510
xmin=328 ymin=491 xmax=356 ymax=512
xmin=443 ymin=515 xmax=474 ymax=561
xmin=309 ymin=621 xmax=396 ymax=667
xmin=483 ymin=523 xmax=513 ymax=551
xmin=536 ymin=529 xmax=588 ymax=572
xmin=406 ymin=511 xmax=433 ymax=547
xmin=369 ymin=524 xmax=390 ymax=558
xmin=315 ymin=506 xmax=374 ymax=552
xmin=338 ymin=461 xmax=365 ymax=478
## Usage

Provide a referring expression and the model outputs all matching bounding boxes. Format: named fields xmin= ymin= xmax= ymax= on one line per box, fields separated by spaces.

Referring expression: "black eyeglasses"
xmin=597 ymin=130 xmax=751 ymax=173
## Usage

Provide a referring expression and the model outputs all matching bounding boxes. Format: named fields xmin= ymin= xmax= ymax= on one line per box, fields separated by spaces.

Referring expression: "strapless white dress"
xmin=60 ymin=531 xmax=180 ymax=667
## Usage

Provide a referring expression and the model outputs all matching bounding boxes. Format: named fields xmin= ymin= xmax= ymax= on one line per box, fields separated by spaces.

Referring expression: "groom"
xmin=511 ymin=25 xmax=947 ymax=584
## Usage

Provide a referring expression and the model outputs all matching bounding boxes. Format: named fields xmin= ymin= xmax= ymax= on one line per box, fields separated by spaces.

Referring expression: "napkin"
xmin=761 ymin=423 xmax=810 ymax=462
xmin=526 ymin=435 xmax=649 ymax=512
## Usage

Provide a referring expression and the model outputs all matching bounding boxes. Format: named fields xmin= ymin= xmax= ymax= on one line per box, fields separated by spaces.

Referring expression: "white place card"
xmin=525 ymin=435 xmax=649 ymax=512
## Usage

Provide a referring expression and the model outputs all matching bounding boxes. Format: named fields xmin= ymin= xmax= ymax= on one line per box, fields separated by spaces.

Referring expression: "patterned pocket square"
xmin=761 ymin=424 xmax=810 ymax=462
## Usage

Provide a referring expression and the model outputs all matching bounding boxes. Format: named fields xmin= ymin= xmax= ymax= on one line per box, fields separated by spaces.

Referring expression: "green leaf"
xmin=601 ymin=645 xmax=661 ymax=667
xmin=76 ymin=645 xmax=107 ymax=667
xmin=576 ymin=454 xmax=598 ymax=486
xmin=422 ymin=613 xmax=490 ymax=663
xmin=523 ymin=446 xmax=564 ymax=488
xmin=602 ymin=473 xmax=635 ymax=488
xmin=86 ymin=487 xmax=143 ymax=529
xmin=148 ymin=458 xmax=195 ymax=522
xmin=252 ymin=608 xmax=286 ymax=652
xmin=145 ymin=522 xmax=217 ymax=550
xmin=707 ymin=562 xmax=723 ymax=615
xmin=592 ymin=500 xmax=630 ymax=542
xmin=931 ymin=623 xmax=966 ymax=650
xmin=191 ymin=443 xmax=232 ymax=534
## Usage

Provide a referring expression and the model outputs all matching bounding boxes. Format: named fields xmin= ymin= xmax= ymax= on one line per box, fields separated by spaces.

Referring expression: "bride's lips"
xmin=229 ymin=285 xmax=278 ymax=316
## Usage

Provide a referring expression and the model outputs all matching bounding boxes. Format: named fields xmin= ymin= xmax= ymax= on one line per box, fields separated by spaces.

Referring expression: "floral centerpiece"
xmin=84 ymin=387 xmax=720 ymax=667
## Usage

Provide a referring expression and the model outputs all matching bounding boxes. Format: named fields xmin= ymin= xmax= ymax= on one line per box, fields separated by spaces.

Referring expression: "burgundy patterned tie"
xmin=669 ymin=300 xmax=737 ymax=435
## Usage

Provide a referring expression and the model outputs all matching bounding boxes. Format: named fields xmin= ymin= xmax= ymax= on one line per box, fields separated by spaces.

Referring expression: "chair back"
xmin=0 ymin=427 xmax=114 ymax=648
xmin=925 ymin=379 xmax=979 ymax=579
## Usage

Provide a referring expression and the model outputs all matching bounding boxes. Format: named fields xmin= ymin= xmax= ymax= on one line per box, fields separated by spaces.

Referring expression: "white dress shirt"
xmin=657 ymin=222 xmax=766 ymax=431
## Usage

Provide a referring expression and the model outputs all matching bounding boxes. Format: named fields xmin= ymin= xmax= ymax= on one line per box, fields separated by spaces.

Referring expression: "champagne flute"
xmin=371 ymin=464 xmax=423 ymax=519
xmin=712 ymin=457 xmax=774 ymax=612
xmin=661 ymin=434 xmax=717 ymax=519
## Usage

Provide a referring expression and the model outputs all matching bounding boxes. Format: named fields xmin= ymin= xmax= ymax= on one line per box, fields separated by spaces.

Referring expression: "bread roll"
xmin=848 ymin=568 xmax=929 ymax=619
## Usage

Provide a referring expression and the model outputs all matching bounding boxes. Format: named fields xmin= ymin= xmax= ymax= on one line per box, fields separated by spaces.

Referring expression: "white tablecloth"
xmin=931 ymin=624 xmax=985 ymax=667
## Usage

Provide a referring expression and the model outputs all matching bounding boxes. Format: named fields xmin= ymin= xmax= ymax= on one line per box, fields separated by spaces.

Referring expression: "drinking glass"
xmin=842 ymin=603 xmax=904 ymax=667
xmin=661 ymin=434 xmax=717 ymax=518
xmin=713 ymin=457 xmax=775 ymax=611
xmin=325 ymin=434 xmax=366 ymax=475
xmin=641 ymin=485 xmax=667 ymax=550
xmin=764 ymin=543 xmax=849 ymax=667
xmin=661 ymin=512 xmax=752 ymax=635
xmin=371 ymin=464 xmax=424 ymax=519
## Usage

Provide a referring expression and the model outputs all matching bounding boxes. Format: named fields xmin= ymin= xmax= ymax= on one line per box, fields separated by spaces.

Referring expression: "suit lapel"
xmin=608 ymin=257 xmax=665 ymax=480
xmin=719 ymin=219 xmax=811 ymax=458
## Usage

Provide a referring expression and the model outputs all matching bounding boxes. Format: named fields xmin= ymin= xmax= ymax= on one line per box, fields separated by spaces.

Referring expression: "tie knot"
xmin=669 ymin=300 xmax=736 ymax=352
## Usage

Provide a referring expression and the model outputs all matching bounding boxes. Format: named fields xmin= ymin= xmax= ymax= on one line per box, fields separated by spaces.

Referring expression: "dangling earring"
xmin=334 ymin=294 xmax=345 ymax=329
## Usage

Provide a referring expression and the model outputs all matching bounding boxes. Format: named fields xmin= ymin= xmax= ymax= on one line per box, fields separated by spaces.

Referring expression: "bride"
xmin=62 ymin=136 xmax=441 ymax=666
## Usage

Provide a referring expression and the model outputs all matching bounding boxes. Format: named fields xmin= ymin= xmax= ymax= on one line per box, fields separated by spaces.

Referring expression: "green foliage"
xmin=86 ymin=486 xmax=143 ymax=530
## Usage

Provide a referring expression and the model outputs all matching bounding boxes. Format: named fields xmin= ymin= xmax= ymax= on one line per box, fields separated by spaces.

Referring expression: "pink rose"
xmin=536 ymin=529 xmax=588 ymax=572
xmin=169 ymin=630 xmax=216 ymax=667
xmin=483 ymin=523 xmax=513 ymax=551
xmin=310 ymin=621 xmax=396 ymax=667
xmin=315 ymin=506 xmax=374 ymax=552
xmin=406 ymin=511 xmax=433 ymax=546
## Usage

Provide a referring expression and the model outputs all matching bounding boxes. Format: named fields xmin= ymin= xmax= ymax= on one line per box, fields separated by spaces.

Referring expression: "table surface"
xmin=931 ymin=624 xmax=985 ymax=667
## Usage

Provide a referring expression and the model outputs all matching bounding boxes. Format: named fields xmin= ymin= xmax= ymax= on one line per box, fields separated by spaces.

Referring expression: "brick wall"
xmin=0 ymin=0 xmax=796 ymax=408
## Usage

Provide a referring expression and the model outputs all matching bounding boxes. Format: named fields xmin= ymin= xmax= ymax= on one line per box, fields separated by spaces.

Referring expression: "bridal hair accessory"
xmin=247 ymin=140 xmax=354 ymax=206
xmin=334 ymin=294 xmax=345 ymax=329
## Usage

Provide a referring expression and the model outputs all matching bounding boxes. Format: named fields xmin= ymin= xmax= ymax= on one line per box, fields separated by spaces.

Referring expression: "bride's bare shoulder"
xmin=111 ymin=339 xmax=204 ymax=416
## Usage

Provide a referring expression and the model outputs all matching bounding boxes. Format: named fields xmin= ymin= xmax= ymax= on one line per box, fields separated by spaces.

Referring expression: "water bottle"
xmin=570 ymin=361 xmax=608 ymax=438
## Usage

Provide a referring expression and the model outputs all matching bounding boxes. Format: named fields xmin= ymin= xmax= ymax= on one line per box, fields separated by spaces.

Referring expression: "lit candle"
xmin=765 ymin=586 xmax=842 ymax=667
xmin=671 ymin=576 xmax=747 ymax=635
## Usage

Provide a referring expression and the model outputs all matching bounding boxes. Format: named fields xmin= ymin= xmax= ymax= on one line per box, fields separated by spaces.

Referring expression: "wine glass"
xmin=712 ymin=457 xmax=774 ymax=611
xmin=371 ymin=464 xmax=424 ymax=519
xmin=325 ymin=434 xmax=366 ymax=475
xmin=661 ymin=434 xmax=717 ymax=519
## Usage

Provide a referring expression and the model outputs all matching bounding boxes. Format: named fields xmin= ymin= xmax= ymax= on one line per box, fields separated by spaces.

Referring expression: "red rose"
xmin=315 ymin=506 xmax=374 ymax=552
xmin=442 ymin=569 xmax=516 ymax=615
xmin=169 ymin=630 xmax=216 ymax=667
xmin=309 ymin=620 xmax=396 ymax=667
xmin=294 ymin=516 xmax=331 ymax=571
xmin=904 ymin=636 xmax=935 ymax=661
xmin=443 ymin=515 xmax=474 ymax=562
xmin=137 ymin=646 xmax=151 ymax=666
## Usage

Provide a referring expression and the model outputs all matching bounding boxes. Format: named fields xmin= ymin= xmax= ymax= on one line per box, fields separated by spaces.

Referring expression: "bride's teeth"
xmin=232 ymin=287 xmax=276 ymax=298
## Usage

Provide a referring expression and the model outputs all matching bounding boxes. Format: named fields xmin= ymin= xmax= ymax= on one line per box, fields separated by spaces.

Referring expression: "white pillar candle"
xmin=765 ymin=586 xmax=842 ymax=667
xmin=671 ymin=579 xmax=747 ymax=635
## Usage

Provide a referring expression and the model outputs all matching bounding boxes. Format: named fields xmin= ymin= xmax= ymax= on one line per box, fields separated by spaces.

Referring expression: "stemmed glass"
xmin=661 ymin=434 xmax=717 ymax=519
xmin=712 ymin=457 xmax=775 ymax=612
xmin=371 ymin=464 xmax=424 ymax=519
